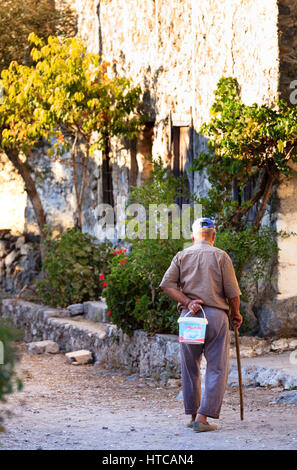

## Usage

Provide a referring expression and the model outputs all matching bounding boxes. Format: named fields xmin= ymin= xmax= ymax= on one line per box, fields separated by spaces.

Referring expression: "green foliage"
xmin=189 ymin=77 xmax=297 ymax=330
xmin=104 ymin=161 xmax=188 ymax=335
xmin=201 ymin=76 xmax=297 ymax=172
xmin=104 ymin=241 xmax=183 ymax=335
xmin=0 ymin=59 xmax=53 ymax=151
xmin=0 ymin=34 xmax=144 ymax=153
xmin=0 ymin=319 xmax=23 ymax=432
xmin=103 ymin=251 xmax=145 ymax=334
xmin=192 ymin=76 xmax=297 ymax=229
xmin=127 ymin=157 xmax=199 ymax=240
xmin=130 ymin=239 xmax=184 ymax=334
xmin=36 ymin=226 xmax=114 ymax=308
xmin=215 ymin=226 xmax=280 ymax=300
xmin=128 ymin=157 xmax=195 ymax=208
xmin=25 ymin=33 xmax=145 ymax=154
xmin=0 ymin=33 xmax=145 ymax=232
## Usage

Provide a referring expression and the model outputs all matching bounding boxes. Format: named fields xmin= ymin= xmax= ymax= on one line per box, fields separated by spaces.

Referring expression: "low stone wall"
xmin=1 ymin=299 xmax=180 ymax=379
xmin=1 ymin=298 xmax=297 ymax=384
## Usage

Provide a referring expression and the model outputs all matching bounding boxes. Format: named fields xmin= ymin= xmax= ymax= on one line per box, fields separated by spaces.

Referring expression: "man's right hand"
xmin=228 ymin=296 xmax=243 ymax=329
xmin=229 ymin=311 xmax=243 ymax=329
xmin=187 ymin=299 xmax=204 ymax=314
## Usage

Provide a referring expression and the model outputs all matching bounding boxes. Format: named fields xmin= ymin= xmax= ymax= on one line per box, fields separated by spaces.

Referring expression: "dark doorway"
xmin=129 ymin=122 xmax=154 ymax=186
xmin=171 ymin=126 xmax=191 ymax=205
xmin=102 ymin=137 xmax=114 ymax=207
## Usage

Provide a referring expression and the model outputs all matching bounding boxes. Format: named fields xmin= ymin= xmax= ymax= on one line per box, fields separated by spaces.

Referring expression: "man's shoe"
xmin=193 ymin=421 xmax=218 ymax=432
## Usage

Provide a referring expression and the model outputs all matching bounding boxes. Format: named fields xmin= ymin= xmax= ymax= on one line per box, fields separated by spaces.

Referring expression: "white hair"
xmin=192 ymin=220 xmax=216 ymax=241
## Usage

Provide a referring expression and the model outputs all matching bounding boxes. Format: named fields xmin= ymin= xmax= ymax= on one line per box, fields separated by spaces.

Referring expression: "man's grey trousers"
xmin=179 ymin=306 xmax=230 ymax=419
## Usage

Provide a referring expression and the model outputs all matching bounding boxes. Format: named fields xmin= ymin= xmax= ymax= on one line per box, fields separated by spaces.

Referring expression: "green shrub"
xmin=103 ymin=239 xmax=184 ymax=335
xmin=215 ymin=225 xmax=280 ymax=300
xmin=0 ymin=319 xmax=23 ymax=432
xmin=105 ymin=227 xmax=279 ymax=335
xmin=102 ymin=249 xmax=144 ymax=333
xmin=36 ymin=226 xmax=113 ymax=307
xmin=102 ymin=159 xmax=193 ymax=335
xmin=103 ymin=159 xmax=285 ymax=335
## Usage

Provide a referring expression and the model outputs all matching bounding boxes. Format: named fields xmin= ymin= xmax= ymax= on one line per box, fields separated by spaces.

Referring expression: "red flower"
xmin=102 ymin=282 xmax=107 ymax=287
xmin=108 ymin=311 xmax=112 ymax=317
xmin=120 ymin=259 xmax=127 ymax=265
xmin=114 ymin=248 xmax=127 ymax=255
xmin=99 ymin=274 xmax=104 ymax=280
xmin=136 ymin=299 xmax=139 ymax=302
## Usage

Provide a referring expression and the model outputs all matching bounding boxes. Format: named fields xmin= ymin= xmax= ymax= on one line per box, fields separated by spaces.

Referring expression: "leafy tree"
xmin=0 ymin=0 xmax=75 ymax=71
xmin=190 ymin=77 xmax=297 ymax=319
xmin=28 ymin=33 xmax=145 ymax=230
xmin=0 ymin=1 xmax=75 ymax=242
xmin=0 ymin=61 xmax=51 ymax=240
xmin=192 ymin=77 xmax=297 ymax=231
xmin=0 ymin=34 xmax=144 ymax=240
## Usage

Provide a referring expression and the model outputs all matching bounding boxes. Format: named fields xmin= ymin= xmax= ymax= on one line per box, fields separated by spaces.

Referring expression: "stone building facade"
xmin=0 ymin=0 xmax=297 ymax=336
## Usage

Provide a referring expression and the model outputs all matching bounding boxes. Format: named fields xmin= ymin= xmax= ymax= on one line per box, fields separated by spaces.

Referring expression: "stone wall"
xmin=22 ymin=146 xmax=77 ymax=235
xmin=0 ymin=230 xmax=41 ymax=293
xmin=0 ymin=153 xmax=26 ymax=234
xmin=278 ymin=0 xmax=297 ymax=101
xmin=76 ymin=0 xmax=279 ymax=200
xmin=1 ymin=298 xmax=181 ymax=378
xmin=69 ymin=0 xmax=297 ymax=336
xmin=0 ymin=0 xmax=281 ymax=237
xmin=271 ymin=1 xmax=297 ymax=337
xmin=0 ymin=0 xmax=296 ymax=335
xmin=2 ymin=298 xmax=297 ymax=387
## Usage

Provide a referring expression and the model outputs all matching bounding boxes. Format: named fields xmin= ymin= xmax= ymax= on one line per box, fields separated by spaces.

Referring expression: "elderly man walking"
xmin=160 ymin=217 xmax=242 ymax=432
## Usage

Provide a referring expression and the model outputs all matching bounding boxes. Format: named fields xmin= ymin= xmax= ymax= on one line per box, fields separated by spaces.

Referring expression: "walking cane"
xmin=234 ymin=326 xmax=244 ymax=420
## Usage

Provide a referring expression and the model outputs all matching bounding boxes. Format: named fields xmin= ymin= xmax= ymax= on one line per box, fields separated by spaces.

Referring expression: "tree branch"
xmin=5 ymin=148 xmax=46 ymax=240
xmin=71 ymin=131 xmax=81 ymax=229
xmin=79 ymin=138 xmax=90 ymax=209
xmin=222 ymin=169 xmax=269 ymax=230
xmin=254 ymin=172 xmax=276 ymax=230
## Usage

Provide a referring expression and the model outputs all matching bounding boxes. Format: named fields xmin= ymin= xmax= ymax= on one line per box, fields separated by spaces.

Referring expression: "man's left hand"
xmin=230 ymin=311 xmax=243 ymax=329
xmin=187 ymin=299 xmax=203 ymax=314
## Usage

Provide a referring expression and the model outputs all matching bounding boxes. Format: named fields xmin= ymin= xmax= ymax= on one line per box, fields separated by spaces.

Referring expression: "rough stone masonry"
xmin=0 ymin=0 xmax=297 ymax=336
xmin=1 ymin=298 xmax=297 ymax=389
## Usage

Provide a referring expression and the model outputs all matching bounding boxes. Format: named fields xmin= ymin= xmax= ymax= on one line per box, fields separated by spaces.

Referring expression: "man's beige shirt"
xmin=159 ymin=240 xmax=241 ymax=312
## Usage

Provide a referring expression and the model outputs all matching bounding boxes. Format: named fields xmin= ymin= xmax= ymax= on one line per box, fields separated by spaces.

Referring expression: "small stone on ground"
xmin=65 ymin=349 xmax=93 ymax=365
xmin=27 ymin=340 xmax=59 ymax=355
xmin=275 ymin=390 xmax=297 ymax=404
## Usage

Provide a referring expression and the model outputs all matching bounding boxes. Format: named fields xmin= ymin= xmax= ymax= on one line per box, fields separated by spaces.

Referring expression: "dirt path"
xmin=0 ymin=343 xmax=296 ymax=450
